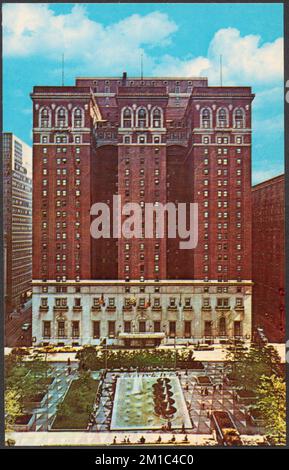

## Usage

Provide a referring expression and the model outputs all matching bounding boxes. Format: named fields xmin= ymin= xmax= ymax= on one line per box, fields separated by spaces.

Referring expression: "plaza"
xmin=6 ymin=343 xmax=283 ymax=446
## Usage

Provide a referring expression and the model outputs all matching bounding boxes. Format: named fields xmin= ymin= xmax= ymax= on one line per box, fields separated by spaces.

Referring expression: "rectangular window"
xmin=204 ymin=321 xmax=212 ymax=336
xmin=93 ymin=321 xmax=100 ymax=338
xmin=203 ymin=298 xmax=210 ymax=307
xmin=72 ymin=321 xmax=79 ymax=338
xmin=43 ymin=321 xmax=51 ymax=338
xmin=184 ymin=321 xmax=191 ymax=338
xmin=169 ymin=321 xmax=176 ymax=337
xmin=139 ymin=321 xmax=146 ymax=333
xmin=108 ymin=321 xmax=115 ymax=337
xmin=154 ymin=321 xmax=161 ymax=332
xmin=124 ymin=321 xmax=131 ymax=333
xmin=234 ymin=321 xmax=242 ymax=336
xmin=58 ymin=321 xmax=65 ymax=338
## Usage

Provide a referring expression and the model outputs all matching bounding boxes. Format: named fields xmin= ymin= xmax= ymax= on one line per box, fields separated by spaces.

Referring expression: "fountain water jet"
xmin=131 ymin=372 xmax=144 ymax=395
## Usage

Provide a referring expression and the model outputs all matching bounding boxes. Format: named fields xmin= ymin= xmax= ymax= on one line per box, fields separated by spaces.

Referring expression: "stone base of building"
xmin=32 ymin=280 xmax=252 ymax=347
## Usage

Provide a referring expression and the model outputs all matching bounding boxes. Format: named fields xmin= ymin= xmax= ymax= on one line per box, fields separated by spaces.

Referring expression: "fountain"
xmin=110 ymin=372 xmax=192 ymax=430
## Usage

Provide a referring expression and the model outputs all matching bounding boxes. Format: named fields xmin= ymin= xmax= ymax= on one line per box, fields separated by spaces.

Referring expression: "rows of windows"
xmin=39 ymin=107 xmax=84 ymax=129
xmin=40 ymin=284 xmax=243 ymax=294
xmin=42 ymin=318 xmax=243 ymax=339
xmin=121 ymin=107 xmax=163 ymax=129
xmin=202 ymin=135 xmax=244 ymax=145
xmin=123 ymin=134 xmax=161 ymax=144
xmin=41 ymin=295 xmax=243 ymax=310
xmin=40 ymin=148 xmax=82 ymax=279
xmin=200 ymin=107 xmax=246 ymax=129
xmin=41 ymin=134 xmax=82 ymax=144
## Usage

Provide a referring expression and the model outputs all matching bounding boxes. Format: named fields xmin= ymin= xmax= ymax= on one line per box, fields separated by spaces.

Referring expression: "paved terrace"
xmin=4 ymin=343 xmax=286 ymax=363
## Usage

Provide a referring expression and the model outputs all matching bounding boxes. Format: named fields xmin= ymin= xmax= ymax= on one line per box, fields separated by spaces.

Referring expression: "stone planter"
xmin=13 ymin=414 xmax=35 ymax=432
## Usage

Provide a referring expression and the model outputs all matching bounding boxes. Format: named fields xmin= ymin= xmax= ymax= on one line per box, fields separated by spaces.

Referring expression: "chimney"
xmin=122 ymin=72 xmax=127 ymax=85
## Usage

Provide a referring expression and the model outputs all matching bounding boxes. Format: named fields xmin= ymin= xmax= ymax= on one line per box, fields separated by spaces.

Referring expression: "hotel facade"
xmin=31 ymin=75 xmax=254 ymax=347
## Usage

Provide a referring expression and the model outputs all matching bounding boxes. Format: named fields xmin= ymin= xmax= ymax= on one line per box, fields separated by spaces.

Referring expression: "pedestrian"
xmin=67 ymin=366 xmax=71 ymax=375
xmin=181 ymin=422 xmax=185 ymax=433
xmin=201 ymin=402 xmax=206 ymax=410
xmin=113 ymin=436 xmax=117 ymax=444
xmin=67 ymin=357 xmax=71 ymax=366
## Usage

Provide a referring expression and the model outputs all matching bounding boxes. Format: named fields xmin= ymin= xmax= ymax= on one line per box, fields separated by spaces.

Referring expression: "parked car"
xmin=194 ymin=343 xmax=214 ymax=351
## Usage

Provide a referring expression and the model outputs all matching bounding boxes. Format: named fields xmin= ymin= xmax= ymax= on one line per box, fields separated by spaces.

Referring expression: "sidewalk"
xmin=8 ymin=431 xmax=216 ymax=447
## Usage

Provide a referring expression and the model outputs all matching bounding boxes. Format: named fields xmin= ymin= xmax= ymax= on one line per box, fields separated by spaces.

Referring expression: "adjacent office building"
xmin=3 ymin=133 xmax=32 ymax=315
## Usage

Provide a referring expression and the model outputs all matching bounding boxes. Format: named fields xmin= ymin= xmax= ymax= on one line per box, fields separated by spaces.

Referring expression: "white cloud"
xmin=3 ymin=4 xmax=177 ymax=74
xmin=4 ymin=3 xmax=284 ymax=172
xmin=155 ymin=28 xmax=283 ymax=86
xmin=3 ymin=5 xmax=283 ymax=87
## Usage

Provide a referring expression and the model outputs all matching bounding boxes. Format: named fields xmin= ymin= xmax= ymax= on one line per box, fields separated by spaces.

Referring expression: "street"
xmin=5 ymin=305 xmax=32 ymax=347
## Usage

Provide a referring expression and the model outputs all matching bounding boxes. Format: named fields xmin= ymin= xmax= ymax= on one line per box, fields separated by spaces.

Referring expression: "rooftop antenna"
xmin=62 ymin=53 xmax=65 ymax=86
xmin=220 ymin=54 xmax=223 ymax=87
xmin=141 ymin=53 xmax=143 ymax=80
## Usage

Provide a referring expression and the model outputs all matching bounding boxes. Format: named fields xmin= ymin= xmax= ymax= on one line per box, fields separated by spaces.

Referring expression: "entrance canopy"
xmin=119 ymin=333 xmax=165 ymax=340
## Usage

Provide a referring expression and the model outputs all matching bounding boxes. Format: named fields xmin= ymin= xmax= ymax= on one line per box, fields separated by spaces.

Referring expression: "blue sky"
xmin=3 ymin=3 xmax=284 ymax=184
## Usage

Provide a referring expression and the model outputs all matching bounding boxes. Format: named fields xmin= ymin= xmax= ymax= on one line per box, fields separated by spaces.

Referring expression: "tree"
xmin=5 ymin=388 xmax=22 ymax=432
xmin=226 ymin=345 xmax=282 ymax=393
xmin=5 ymin=351 xmax=52 ymax=417
xmin=256 ymin=375 xmax=286 ymax=445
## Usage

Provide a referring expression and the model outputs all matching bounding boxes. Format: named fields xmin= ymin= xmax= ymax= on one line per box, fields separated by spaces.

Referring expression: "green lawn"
xmin=52 ymin=376 xmax=99 ymax=430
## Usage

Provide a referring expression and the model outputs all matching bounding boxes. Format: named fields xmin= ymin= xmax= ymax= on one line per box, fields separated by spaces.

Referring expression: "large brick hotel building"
xmin=31 ymin=74 xmax=254 ymax=346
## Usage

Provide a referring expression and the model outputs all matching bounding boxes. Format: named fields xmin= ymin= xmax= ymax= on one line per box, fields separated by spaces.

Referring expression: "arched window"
xmin=201 ymin=108 xmax=212 ymax=128
xmin=137 ymin=108 xmax=147 ymax=128
xmin=39 ymin=107 xmax=51 ymax=128
xmin=219 ymin=317 xmax=227 ymax=336
xmin=152 ymin=108 xmax=162 ymax=128
xmin=233 ymin=108 xmax=245 ymax=129
xmin=56 ymin=107 xmax=67 ymax=128
xmin=73 ymin=107 xmax=83 ymax=128
xmin=217 ymin=108 xmax=228 ymax=128
xmin=122 ymin=108 xmax=132 ymax=128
